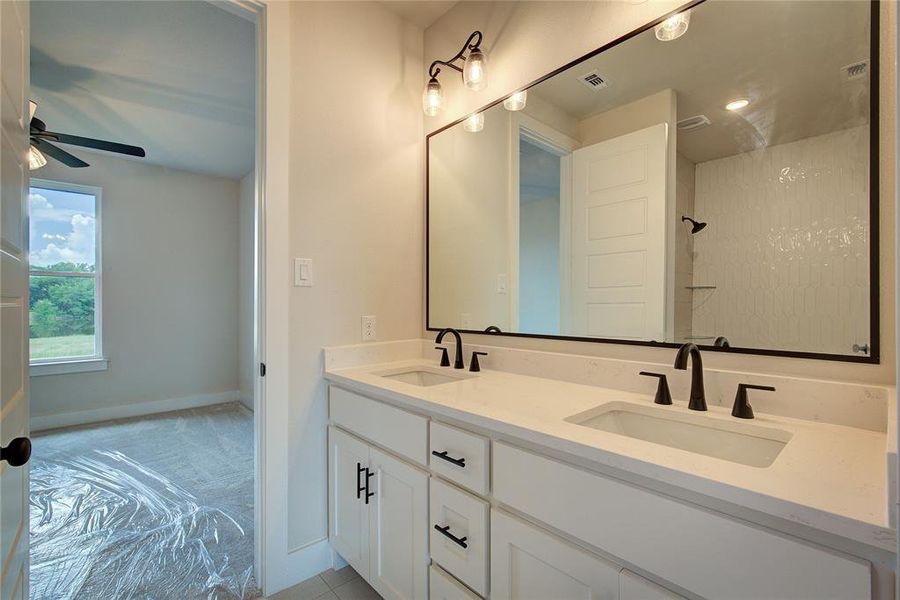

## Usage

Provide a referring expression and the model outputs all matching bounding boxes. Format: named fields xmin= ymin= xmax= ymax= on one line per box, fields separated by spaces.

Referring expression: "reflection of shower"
xmin=681 ymin=216 xmax=707 ymax=234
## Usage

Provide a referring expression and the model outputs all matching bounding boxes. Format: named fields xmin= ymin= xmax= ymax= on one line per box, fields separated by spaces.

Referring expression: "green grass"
xmin=30 ymin=335 xmax=95 ymax=360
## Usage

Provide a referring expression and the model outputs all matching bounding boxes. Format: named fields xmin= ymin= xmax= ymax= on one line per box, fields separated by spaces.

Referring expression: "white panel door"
xmin=328 ymin=427 xmax=371 ymax=580
xmin=619 ymin=570 xmax=684 ymax=600
xmin=0 ymin=1 xmax=31 ymax=599
xmin=569 ymin=123 xmax=668 ymax=341
xmin=491 ymin=509 xmax=621 ymax=600
xmin=367 ymin=447 xmax=428 ymax=600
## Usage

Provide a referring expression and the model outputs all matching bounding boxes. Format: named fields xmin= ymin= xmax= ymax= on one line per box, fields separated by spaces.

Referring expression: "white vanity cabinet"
xmin=328 ymin=426 xmax=429 ymax=600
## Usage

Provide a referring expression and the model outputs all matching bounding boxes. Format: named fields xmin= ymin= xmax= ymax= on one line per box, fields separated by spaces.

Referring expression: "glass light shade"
xmin=463 ymin=48 xmax=487 ymax=91
xmin=725 ymin=99 xmax=750 ymax=111
xmin=654 ymin=10 xmax=690 ymax=41
xmin=463 ymin=112 xmax=484 ymax=133
xmin=29 ymin=146 xmax=47 ymax=170
xmin=503 ymin=90 xmax=527 ymax=111
xmin=422 ymin=78 xmax=443 ymax=116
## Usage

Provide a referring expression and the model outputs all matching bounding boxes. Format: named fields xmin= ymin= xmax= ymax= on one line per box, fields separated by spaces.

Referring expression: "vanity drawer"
xmin=429 ymin=477 xmax=489 ymax=597
xmin=429 ymin=421 xmax=489 ymax=495
xmin=492 ymin=442 xmax=871 ymax=600
xmin=429 ymin=564 xmax=481 ymax=600
xmin=329 ymin=386 xmax=427 ymax=465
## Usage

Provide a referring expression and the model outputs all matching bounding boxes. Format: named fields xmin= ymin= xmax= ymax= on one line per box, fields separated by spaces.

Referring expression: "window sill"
xmin=30 ymin=358 xmax=109 ymax=377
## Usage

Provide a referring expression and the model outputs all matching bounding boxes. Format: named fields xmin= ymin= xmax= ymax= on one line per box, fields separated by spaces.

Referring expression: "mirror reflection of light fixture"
xmin=503 ymin=90 xmax=527 ymax=111
xmin=463 ymin=112 xmax=484 ymax=133
xmin=422 ymin=31 xmax=487 ymax=116
xmin=29 ymin=145 xmax=47 ymax=170
xmin=655 ymin=10 xmax=690 ymax=41
xmin=725 ymin=99 xmax=750 ymax=111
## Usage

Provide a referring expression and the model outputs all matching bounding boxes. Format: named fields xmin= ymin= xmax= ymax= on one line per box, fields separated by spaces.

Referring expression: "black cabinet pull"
xmin=432 ymin=450 xmax=466 ymax=468
xmin=364 ymin=468 xmax=375 ymax=504
xmin=356 ymin=462 xmax=366 ymax=499
xmin=434 ymin=524 xmax=468 ymax=548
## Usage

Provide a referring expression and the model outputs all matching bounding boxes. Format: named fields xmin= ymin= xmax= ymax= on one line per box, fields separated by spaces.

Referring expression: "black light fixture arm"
xmin=428 ymin=30 xmax=483 ymax=79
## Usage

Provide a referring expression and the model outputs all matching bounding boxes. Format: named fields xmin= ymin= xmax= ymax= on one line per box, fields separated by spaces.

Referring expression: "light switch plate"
xmin=294 ymin=258 xmax=313 ymax=287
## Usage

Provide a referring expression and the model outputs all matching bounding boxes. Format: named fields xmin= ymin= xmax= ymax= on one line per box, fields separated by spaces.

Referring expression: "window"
xmin=28 ymin=180 xmax=105 ymax=372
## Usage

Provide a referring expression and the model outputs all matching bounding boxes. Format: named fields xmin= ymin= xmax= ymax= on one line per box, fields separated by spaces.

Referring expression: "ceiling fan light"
xmin=463 ymin=47 xmax=487 ymax=91
xmin=29 ymin=146 xmax=47 ymax=170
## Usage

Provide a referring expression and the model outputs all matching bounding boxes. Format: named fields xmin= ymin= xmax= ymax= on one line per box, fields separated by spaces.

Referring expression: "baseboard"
xmin=31 ymin=389 xmax=241 ymax=432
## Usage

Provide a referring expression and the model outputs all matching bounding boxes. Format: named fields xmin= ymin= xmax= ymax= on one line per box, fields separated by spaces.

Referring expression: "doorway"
xmin=24 ymin=2 xmax=263 ymax=598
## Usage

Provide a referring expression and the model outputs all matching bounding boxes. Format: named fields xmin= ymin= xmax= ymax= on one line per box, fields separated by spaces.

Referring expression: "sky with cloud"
xmin=29 ymin=187 xmax=96 ymax=269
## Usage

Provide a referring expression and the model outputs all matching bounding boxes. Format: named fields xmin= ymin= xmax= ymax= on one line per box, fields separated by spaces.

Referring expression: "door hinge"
xmin=259 ymin=362 xmax=267 ymax=377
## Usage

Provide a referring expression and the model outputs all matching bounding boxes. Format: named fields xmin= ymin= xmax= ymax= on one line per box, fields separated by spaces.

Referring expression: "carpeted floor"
xmin=29 ymin=402 xmax=259 ymax=600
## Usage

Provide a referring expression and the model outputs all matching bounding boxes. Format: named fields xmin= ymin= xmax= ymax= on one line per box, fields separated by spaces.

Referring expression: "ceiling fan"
xmin=28 ymin=101 xmax=146 ymax=170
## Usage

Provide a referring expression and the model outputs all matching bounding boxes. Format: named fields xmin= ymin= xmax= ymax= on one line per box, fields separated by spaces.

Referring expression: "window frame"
xmin=28 ymin=178 xmax=106 ymax=372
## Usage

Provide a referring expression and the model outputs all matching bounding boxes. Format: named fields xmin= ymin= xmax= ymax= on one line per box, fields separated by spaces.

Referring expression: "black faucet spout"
xmin=674 ymin=343 xmax=706 ymax=411
xmin=435 ymin=328 xmax=465 ymax=369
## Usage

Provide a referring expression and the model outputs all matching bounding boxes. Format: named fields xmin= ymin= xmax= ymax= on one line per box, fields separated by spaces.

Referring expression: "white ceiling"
xmin=530 ymin=1 xmax=871 ymax=164
xmin=379 ymin=1 xmax=457 ymax=28
xmin=30 ymin=1 xmax=255 ymax=180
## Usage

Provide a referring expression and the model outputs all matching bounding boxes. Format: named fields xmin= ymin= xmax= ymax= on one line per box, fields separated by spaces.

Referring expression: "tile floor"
xmin=268 ymin=566 xmax=380 ymax=600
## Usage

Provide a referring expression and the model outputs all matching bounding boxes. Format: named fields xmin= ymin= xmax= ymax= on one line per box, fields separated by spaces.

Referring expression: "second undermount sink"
xmin=376 ymin=366 xmax=473 ymax=387
xmin=565 ymin=402 xmax=792 ymax=468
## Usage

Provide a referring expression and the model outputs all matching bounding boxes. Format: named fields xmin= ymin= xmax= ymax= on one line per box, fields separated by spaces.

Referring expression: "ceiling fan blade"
xmin=33 ymin=139 xmax=89 ymax=168
xmin=44 ymin=131 xmax=146 ymax=158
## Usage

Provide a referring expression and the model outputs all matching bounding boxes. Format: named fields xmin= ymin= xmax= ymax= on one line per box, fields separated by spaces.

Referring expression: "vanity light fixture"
xmin=654 ymin=10 xmax=690 ymax=41
xmin=725 ymin=99 xmax=750 ymax=111
xmin=503 ymin=90 xmax=528 ymax=111
xmin=463 ymin=112 xmax=484 ymax=133
xmin=422 ymin=31 xmax=488 ymax=116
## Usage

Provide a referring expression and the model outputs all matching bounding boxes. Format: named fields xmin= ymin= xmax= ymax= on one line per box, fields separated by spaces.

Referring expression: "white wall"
xmin=692 ymin=126 xmax=870 ymax=355
xmin=425 ymin=0 xmax=897 ymax=385
xmin=238 ymin=171 xmax=254 ymax=409
xmin=30 ymin=150 xmax=241 ymax=423
xmin=519 ymin=195 xmax=560 ymax=334
xmin=286 ymin=1 xmax=424 ymax=552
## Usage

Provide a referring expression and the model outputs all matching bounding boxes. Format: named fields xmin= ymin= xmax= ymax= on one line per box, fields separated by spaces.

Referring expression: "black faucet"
xmin=435 ymin=328 xmax=465 ymax=369
xmin=673 ymin=343 xmax=706 ymax=411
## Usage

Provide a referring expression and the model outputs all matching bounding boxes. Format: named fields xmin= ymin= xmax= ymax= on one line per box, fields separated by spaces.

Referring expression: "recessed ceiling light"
xmin=655 ymin=10 xmax=690 ymax=41
xmin=725 ymin=99 xmax=750 ymax=111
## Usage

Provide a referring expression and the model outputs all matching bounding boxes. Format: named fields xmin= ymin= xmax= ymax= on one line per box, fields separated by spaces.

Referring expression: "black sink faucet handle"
xmin=434 ymin=346 xmax=450 ymax=367
xmin=639 ymin=371 xmax=672 ymax=405
xmin=732 ymin=384 xmax=776 ymax=419
xmin=469 ymin=351 xmax=488 ymax=372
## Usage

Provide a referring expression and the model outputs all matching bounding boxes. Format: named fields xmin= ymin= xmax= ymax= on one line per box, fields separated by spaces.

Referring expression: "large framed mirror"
xmin=427 ymin=0 xmax=879 ymax=362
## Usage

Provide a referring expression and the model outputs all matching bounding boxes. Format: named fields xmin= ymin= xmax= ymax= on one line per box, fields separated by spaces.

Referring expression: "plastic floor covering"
xmin=29 ymin=403 xmax=260 ymax=600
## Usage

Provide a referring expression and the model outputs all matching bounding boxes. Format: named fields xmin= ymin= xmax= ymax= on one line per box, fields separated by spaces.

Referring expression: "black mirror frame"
xmin=426 ymin=0 xmax=881 ymax=364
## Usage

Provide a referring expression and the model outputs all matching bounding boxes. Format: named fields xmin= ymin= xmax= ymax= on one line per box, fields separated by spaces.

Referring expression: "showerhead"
xmin=681 ymin=216 xmax=707 ymax=234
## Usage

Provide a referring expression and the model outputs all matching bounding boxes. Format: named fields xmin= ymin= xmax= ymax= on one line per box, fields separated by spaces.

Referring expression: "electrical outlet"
xmin=361 ymin=315 xmax=377 ymax=342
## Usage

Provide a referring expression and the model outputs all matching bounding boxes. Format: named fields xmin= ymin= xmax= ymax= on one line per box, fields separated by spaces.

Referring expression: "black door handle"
xmin=364 ymin=468 xmax=375 ymax=504
xmin=434 ymin=524 xmax=468 ymax=548
xmin=1 ymin=437 xmax=31 ymax=467
xmin=432 ymin=450 xmax=466 ymax=468
xmin=356 ymin=462 xmax=366 ymax=499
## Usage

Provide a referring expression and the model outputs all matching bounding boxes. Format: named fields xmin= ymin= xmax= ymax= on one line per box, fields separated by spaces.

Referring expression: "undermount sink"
xmin=565 ymin=402 xmax=792 ymax=468
xmin=376 ymin=367 xmax=472 ymax=387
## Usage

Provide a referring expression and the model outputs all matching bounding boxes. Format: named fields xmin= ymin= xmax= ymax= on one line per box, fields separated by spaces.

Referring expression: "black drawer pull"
xmin=432 ymin=450 xmax=466 ymax=468
xmin=364 ymin=468 xmax=375 ymax=504
xmin=434 ymin=524 xmax=468 ymax=548
xmin=356 ymin=462 xmax=366 ymax=499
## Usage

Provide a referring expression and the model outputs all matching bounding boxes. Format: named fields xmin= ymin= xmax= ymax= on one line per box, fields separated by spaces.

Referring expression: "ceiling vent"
xmin=843 ymin=60 xmax=868 ymax=81
xmin=676 ymin=114 xmax=711 ymax=132
xmin=578 ymin=70 xmax=609 ymax=91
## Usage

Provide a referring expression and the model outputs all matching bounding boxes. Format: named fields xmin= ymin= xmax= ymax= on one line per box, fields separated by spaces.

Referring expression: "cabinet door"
xmin=368 ymin=446 xmax=429 ymax=600
xmin=491 ymin=509 xmax=620 ymax=600
xmin=328 ymin=426 xmax=371 ymax=580
xmin=620 ymin=571 xmax=684 ymax=600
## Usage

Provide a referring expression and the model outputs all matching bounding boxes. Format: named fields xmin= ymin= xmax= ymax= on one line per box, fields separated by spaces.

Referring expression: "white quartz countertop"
xmin=325 ymin=358 xmax=894 ymax=553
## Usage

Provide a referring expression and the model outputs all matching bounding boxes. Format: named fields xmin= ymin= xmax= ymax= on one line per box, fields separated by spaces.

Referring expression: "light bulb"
xmin=422 ymin=77 xmax=443 ymax=116
xmin=503 ymin=90 xmax=527 ymax=111
xmin=725 ymin=99 xmax=750 ymax=111
xmin=463 ymin=47 xmax=487 ymax=91
xmin=654 ymin=10 xmax=690 ymax=41
xmin=463 ymin=112 xmax=484 ymax=133
xmin=29 ymin=145 xmax=47 ymax=170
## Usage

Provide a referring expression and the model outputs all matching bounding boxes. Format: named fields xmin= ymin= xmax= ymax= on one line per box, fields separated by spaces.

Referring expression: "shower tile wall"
xmin=674 ymin=152 xmax=696 ymax=343
xmin=691 ymin=126 xmax=869 ymax=355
